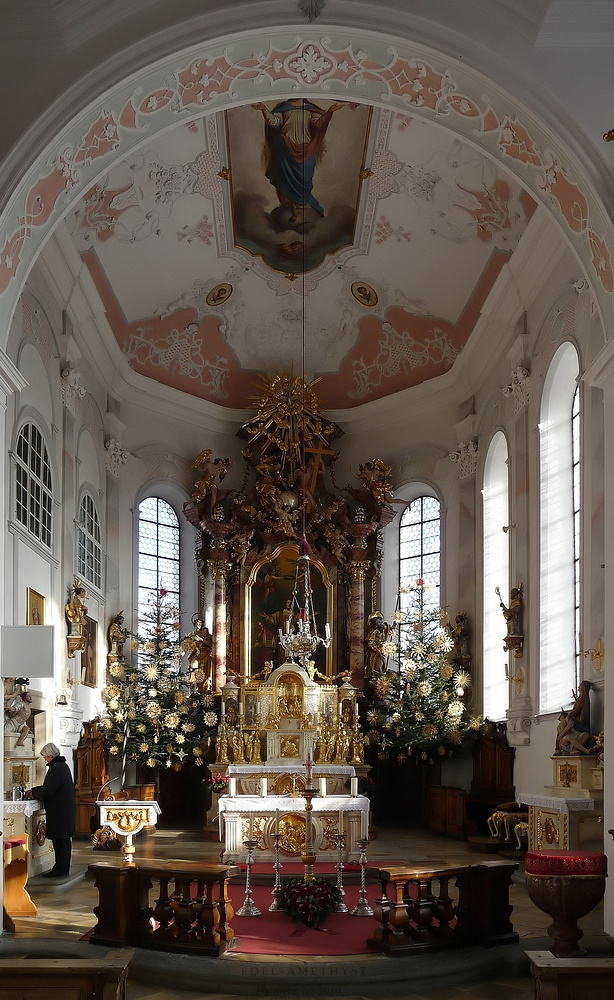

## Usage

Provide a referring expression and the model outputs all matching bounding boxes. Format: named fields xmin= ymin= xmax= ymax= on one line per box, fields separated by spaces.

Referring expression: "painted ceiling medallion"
xmin=205 ymin=283 xmax=233 ymax=307
xmin=298 ymin=0 xmax=325 ymax=22
xmin=351 ymin=281 xmax=378 ymax=307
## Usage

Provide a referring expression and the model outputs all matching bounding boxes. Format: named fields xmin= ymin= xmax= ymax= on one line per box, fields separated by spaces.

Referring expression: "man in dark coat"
xmin=27 ymin=742 xmax=76 ymax=877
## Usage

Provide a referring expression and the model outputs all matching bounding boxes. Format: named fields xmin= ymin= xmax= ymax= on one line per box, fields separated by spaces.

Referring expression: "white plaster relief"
xmin=60 ymin=366 xmax=86 ymax=412
xmin=502 ymin=365 xmax=530 ymax=412
xmin=449 ymin=439 xmax=478 ymax=478
xmin=105 ymin=438 xmax=131 ymax=477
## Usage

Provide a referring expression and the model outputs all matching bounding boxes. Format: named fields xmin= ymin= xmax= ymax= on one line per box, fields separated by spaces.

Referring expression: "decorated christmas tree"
xmin=102 ymin=588 xmax=218 ymax=776
xmin=365 ymin=580 xmax=481 ymax=765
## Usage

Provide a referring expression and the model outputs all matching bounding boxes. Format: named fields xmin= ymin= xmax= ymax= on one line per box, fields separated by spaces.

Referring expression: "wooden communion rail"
xmin=89 ymin=857 xmax=518 ymax=957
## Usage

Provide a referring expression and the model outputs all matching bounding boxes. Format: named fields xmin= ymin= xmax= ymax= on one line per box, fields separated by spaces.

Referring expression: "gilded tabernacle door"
xmin=244 ymin=543 xmax=334 ymax=680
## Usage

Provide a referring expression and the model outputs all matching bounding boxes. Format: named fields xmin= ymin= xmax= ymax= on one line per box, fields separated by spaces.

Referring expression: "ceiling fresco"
xmin=69 ymin=99 xmax=536 ymax=409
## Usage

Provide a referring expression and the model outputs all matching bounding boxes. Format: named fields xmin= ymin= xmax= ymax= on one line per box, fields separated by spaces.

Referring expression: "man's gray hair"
xmin=40 ymin=742 xmax=60 ymax=758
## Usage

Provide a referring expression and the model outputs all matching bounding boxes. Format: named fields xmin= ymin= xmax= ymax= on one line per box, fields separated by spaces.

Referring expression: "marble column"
xmin=211 ymin=562 xmax=228 ymax=693
xmin=346 ymin=560 xmax=370 ymax=689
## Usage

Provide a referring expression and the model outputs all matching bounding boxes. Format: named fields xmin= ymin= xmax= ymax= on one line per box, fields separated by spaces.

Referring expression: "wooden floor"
xmin=6 ymin=824 xmax=608 ymax=1000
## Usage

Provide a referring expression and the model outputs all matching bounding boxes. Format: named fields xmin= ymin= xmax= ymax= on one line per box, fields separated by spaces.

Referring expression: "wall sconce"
xmin=581 ymin=637 xmax=604 ymax=671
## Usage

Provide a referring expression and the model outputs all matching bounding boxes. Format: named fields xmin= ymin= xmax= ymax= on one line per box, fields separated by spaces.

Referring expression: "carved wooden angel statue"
xmin=191 ymin=448 xmax=234 ymax=508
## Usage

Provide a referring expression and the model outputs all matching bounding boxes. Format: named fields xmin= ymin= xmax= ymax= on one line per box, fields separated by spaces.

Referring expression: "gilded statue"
xmin=107 ymin=612 xmax=129 ymax=658
xmin=365 ymin=611 xmax=389 ymax=676
xmin=356 ymin=458 xmax=395 ymax=505
xmin=191 ymin=449 xmax=233 ymax=508
xmin=65 ymin=581 xmax=88 ymax=627
xmin=182 ymin=616 xmax=214 ymax=690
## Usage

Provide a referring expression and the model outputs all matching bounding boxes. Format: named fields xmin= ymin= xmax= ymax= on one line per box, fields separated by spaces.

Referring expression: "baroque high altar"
xmin=183 ymin=374 xmax=396 ymax=861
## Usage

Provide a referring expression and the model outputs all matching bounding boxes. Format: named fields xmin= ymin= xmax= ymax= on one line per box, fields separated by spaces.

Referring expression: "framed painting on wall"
xmin=81 ymin=615 xmax=98 ymax=688
xmin=26 ymin=589 xmax=45 ymax=626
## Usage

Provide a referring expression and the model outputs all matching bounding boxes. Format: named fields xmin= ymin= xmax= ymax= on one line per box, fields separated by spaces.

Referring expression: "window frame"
xmin=76 ymin=490 xmax=102 ymax=591
xmin=13 ymin=420 xmax=54 ymax=550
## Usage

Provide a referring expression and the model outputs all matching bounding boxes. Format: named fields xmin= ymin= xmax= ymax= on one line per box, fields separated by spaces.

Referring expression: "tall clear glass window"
xmin=137 ymin=497 xmax=180 ymax=627
xmin=77 ymin=493 xmax=102 ymax=589
xmin=15 ymin=423 xmax=53 ymax=548
xmin=539 ymin=343 xmax=580 ymax=714
xmin=399 ymin=496 xmax=441 ymax=626
xmin=482 ymin=431 xmax=510 ymax=721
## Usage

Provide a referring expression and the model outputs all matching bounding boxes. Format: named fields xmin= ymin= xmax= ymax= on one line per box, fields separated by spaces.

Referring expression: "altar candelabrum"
xmin=333 ymin=832 xmax=348 ymax=912
xmin=278 ymin=548 xmax=331 ymax=668
xmin=301 ymin=784 xmax=318 ymax=882
xmin=269 ymin=832 xmax=283 ymax=911
xmin=350 ymin=837 xmax=373 ymax=917
xmin=237 ymin=838 xmax=261 ymax=917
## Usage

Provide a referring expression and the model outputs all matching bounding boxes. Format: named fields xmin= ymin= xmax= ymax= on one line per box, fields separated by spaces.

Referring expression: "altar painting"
xmin=246 ymin=545 xmax=332 ymax=678
xmin=225 ymin=101 xmax=372 ymax=274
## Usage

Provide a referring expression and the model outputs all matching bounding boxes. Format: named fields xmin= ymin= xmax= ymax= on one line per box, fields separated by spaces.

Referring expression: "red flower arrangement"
xmin=277 ymin=877 xmax=341 ymax=927
xmin=207 ymin=772 xmax=229 ymax=794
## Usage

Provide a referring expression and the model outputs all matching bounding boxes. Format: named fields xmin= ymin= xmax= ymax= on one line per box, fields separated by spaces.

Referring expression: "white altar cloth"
xmin=4 ymin=800 xmax=41 ymax=819
xmin=226 ymin=764 xmax=355 ymax=776
xmin=517 ymin=792 xmax=595 ymax=814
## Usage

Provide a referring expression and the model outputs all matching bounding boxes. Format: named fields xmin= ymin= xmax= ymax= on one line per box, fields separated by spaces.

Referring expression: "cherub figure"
xmin=355 ymin=458 xmax=395 ymax=504
xmin=191 ymin=449 xmax=233 ymax=509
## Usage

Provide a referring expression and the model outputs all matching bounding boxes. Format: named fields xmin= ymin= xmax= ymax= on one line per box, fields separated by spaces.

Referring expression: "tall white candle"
xmin=229 ymin=776 xmax=236 ymax=797
xmin=221 ymin=700 xmax=225 ymax=718
xmin=338 ymin=808 xmax=344 ymax=834
xmin=248 ymin=815 xmax=253 ymax=841
xmin=275 ymin=808 xmax=279 ymax=835
xmin=320 ymin=777 xmax=327 ymax=797
xmin=261 ymin=777 xmax=267 ymax=797
xmin=361 ymin=809 xmax=367 ymax=839
xmin=351 ymin=777 xmax=358 ymax=796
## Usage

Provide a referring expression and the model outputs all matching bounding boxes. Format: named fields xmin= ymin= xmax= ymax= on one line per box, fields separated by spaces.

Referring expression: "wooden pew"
xmin=527 ymin=950 xmax=614 ymax=999
xmin=0 ymin=952 xmax=132 ymax=999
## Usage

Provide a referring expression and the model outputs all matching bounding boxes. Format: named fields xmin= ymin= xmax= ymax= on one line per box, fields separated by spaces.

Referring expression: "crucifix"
xmin=304 ymin=440 xmax=336 ymax=496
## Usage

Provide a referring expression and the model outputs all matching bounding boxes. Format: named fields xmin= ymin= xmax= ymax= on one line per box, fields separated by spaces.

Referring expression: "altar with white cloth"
xmin=218 ymin=792 xmax=369 ymax=862
xmin=225 ymin=763 xmax=355 ymax=797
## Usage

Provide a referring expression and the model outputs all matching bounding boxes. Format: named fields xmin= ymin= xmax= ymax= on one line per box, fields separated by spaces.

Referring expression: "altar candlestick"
xmin=274 ymin=808 xmax=279 ymax=835
xmin=338 ymin=808 xmax=344 ymax=834
xmin=351 ymin=777 xmax=358 ymax=796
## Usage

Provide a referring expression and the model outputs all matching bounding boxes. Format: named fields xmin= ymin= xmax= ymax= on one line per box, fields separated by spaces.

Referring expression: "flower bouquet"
xmin=207 ymin=771 xmax=229 ymax=794
xmin=277 ymin=877 xmax=341 ymax=927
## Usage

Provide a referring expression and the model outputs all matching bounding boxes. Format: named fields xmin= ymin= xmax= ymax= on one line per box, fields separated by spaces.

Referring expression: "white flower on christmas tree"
xmin=415 ymin=710 xmax=424 ymax=721
xmin=145 ymin=664 xmax=158 ymax=681
xmin=108 ymin=698 xmax=119 ymax=711
xmin=164 ymin=712 xmax=179 ymax=728
xmin=391 ymin=610 xmax=403 ymax=623
xmin=202 ymin=693 xmax=214 ymax=707
xmin=105 ymin=684 xmax=120 ymax=698
xmin=115 ymin=710 xmax=125 ymax=722
xmin=417 ymin=681 xmax=432 ymax=697
xmin=382 ymin=641 xmax=398 ymax=656
xmin=104 ymin=719 xmax=113 ymax=729
xmin=413 ymin=642 xmax=427 ymax=659
xmin=109 ymin=662 xmax=125 ymax=677
xmin=204 ymin=711 xmax=218 ymax=726
xmin=447 ymin=700 xmax=464 ymax=718
xmin=110 ymin=745 xmax=119 ymax=754
xmin=139 ymin=742 xmax=149 ymax=752
xmin=146 ymin=701 xmax=161 ymax=717
xmin=146 ymin=757 xmax=156 ymax=768
xmin=136 ymin=723 xmax=146 ymax=733
xmin=392 ymin=711 xmax=400 ymax=721
xmin=175 ymin=733 xmax=185 ymax=744
xmin=469 ymin=716 xmax=481 ymax=730
xmin=165 ymin=759 xmax=172 ymax=768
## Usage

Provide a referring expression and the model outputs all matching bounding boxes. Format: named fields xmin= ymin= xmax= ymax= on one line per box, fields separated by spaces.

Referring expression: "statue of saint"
xmin=4 ymin=684 xmax=33 ymax=746
xmin=183 ymin=617 xmax=214 ymax=690
xmin=555 ymin=680 xmax=594 ymax=755
xmin=66 ymin=582 xmax=88 ymax=627
xmin=365 ymin=611 xmax=389 ymax=676
xmin=107 ymin=613 xmax=128 ymax=658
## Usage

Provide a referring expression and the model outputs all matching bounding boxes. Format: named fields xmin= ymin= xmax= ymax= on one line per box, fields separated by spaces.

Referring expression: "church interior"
xmin=2 ymin=1 xmax=614 ymax=996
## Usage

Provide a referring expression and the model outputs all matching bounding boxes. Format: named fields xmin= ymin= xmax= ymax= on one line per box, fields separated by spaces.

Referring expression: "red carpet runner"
xmin=228 ymin=882 xmax=374 ymax=956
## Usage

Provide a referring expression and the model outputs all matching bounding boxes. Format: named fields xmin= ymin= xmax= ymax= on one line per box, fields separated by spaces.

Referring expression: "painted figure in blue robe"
xmin=253 ymin=99 xmax=345 ymax=226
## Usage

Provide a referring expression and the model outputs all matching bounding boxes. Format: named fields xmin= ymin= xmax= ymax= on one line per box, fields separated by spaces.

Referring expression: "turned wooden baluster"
xmin=408 ymin=874 xmax=438 ymax=945
xmin=194 ymin=878 xmax=221 ymax=947
xmin=430 ymin=874 xmax=457 ymax=940
xmin=371 ymin=875 xmax=394 ymax=945
xmin=216 ymin=876 xmax=235 ymax=941
xmin=172 ymin=876 xmax=198 ymax=941
xmin=151 ymin=875 xmax=174 ymax=938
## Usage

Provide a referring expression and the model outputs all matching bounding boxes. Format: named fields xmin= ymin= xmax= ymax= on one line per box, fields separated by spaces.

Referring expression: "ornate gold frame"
xmin=243 ymin=542 xmax=334 ymax=680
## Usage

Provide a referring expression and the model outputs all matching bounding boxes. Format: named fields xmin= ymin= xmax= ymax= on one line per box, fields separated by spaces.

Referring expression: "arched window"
xmin=539 ymin=343 xmax=580 ymax=714
xmin=137 ymin=497 xmax=180 ymax=622
xmin=77 ymin=493 xmax=102 ymax=590
xmin=399 ymin=496 xmax=441 ymax=624
xmin=15 ymin=422 xmax=53 ymax=548
xmin=482 ymin=431 xmax=509 ymax=721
